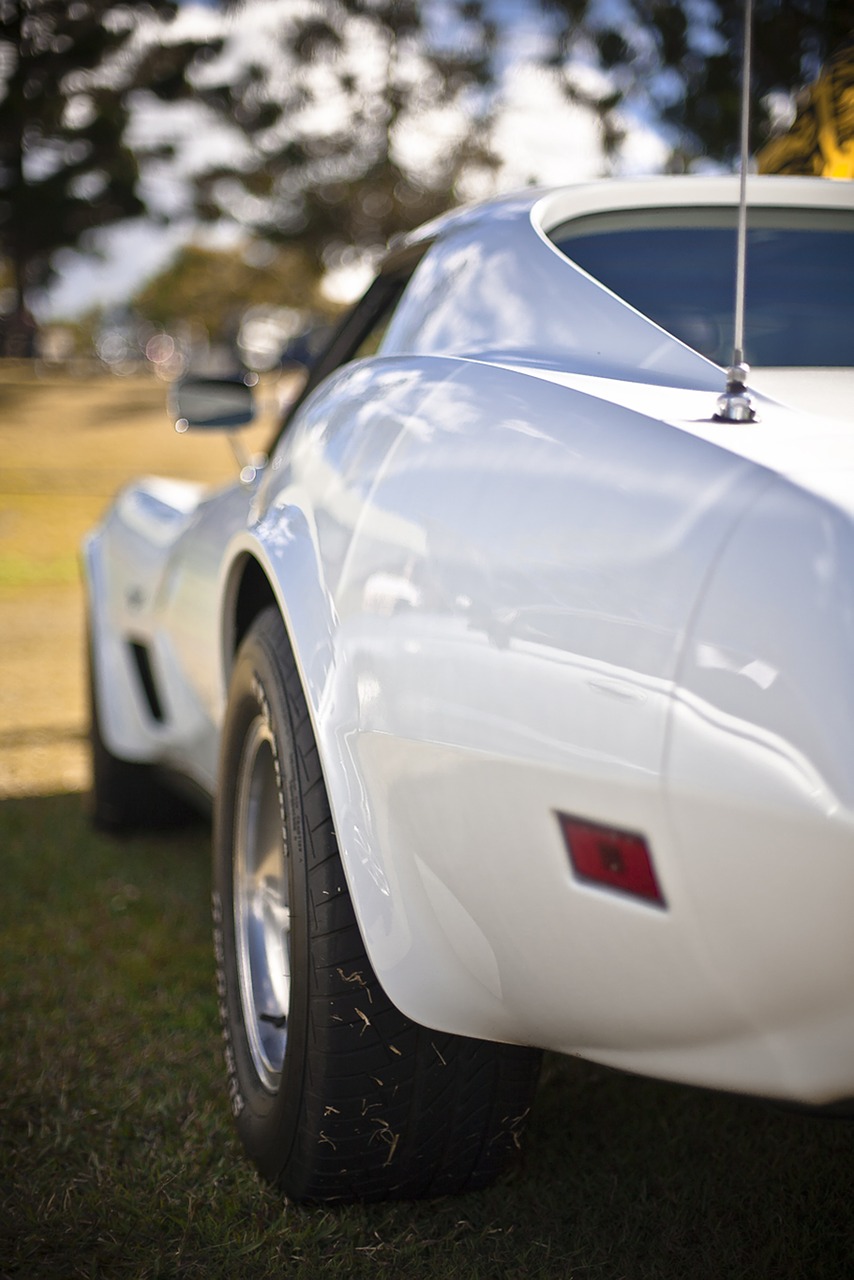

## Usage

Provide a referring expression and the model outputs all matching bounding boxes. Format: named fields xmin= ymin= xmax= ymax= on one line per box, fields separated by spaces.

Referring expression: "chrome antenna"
xmin=716 ymin=0 xmax=757 ymax=423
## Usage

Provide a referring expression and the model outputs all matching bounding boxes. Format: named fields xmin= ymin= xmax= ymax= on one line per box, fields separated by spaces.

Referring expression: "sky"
xmin=42 ymin=0 xmax=670 ymax=320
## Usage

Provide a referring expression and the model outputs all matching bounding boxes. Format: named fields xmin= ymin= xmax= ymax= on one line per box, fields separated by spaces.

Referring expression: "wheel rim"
xmin=233 ymin=713 xmax=291 ymax=1092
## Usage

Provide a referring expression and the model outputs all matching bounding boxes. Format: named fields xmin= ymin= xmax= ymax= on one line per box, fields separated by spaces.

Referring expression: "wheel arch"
xmin=222 ymin=551 xmax=280 ymax=678
xmin=219 ymin=521 xmax=458 ymax=1035
xmin=218 ymin=512 xmax=543 ymax=1046
xmin=213 ymin=600 xmax=542 ymax=1202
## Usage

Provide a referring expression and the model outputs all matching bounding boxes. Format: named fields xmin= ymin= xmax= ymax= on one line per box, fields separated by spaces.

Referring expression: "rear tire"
xmin=213 ymin=606 xmax=541 ymax=1202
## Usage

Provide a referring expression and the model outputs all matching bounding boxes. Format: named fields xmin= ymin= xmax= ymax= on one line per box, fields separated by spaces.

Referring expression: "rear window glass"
xmin=549 ymin=207 xmax=854 ymax=367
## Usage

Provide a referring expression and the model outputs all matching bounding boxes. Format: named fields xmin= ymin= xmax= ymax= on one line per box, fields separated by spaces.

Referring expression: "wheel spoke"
xmin=233 ymin=714 xmax=290 ymax=1092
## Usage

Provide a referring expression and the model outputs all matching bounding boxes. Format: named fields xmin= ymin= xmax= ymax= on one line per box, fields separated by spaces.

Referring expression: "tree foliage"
xmin=131 ymin=241 xmax=329 ymax=339
xmin=540 ymin=0 xmax=854 ymax=169
xmin=0 ymin=0 xmax=218 ymax=349
xmin=757 ymin=34 xmax=854 ymax=176
xmin=190 ymin=0 xmax=854 ymax=280
xmin=191 ymin=0 xmax=499 ymax=270
xmin=4 ymin=0 xmax=852 ymax=345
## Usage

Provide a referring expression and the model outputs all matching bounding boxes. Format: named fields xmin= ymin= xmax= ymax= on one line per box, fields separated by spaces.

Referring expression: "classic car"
xmin=83 ymin=174 xmax=854 ymax=1202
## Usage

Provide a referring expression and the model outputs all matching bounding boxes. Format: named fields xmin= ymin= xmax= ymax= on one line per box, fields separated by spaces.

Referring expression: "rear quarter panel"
xmin=664 ymin=475 xmax=854 ymax=1099
xmin=257 ymin=352 xmax=772 ymax=1047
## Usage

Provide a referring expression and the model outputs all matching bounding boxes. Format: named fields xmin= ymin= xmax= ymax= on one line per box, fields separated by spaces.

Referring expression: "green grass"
xmin=2 ymin=795 xmax=854 ymax=1278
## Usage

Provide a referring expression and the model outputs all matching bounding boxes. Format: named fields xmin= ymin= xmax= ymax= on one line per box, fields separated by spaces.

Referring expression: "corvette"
xmin=83 ymin=174 xmax=854 ymax=1202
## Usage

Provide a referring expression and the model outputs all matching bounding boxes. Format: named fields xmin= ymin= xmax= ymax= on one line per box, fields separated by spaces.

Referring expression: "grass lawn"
xmin=2 ymin=367 xmax=854 ymax=1278
xmin=0 ymin=362 xmax=269 ymax=797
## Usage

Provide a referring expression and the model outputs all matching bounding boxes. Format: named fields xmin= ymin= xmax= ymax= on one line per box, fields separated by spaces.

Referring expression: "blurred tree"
xmin=190 ymin=0 xmax=854 ymax=279
xmin=540 ymin=0 xmax=854 ymax=169
xmin=131 ymin=240 xmax=330 ymax=338
xmin=0 ymin=1 xmax=220 ymax=353
xmin=757 ymin=35 xmax=854 ymax=177
xmin=191 ymin=0 xmax=500 ymax=272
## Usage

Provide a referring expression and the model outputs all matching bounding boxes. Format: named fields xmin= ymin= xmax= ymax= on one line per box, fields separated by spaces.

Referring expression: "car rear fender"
xmin=218 ymin=369 xmax=781 ymax=1050
xmin=221 ymin=507 xmax=336 ymax=719
xmin=662 ymin=475 xmax=854 ymax=1096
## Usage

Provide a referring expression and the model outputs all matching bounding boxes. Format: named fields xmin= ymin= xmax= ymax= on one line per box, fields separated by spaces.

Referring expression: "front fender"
xmin=83 ymin=477 xmax=208 ymax=763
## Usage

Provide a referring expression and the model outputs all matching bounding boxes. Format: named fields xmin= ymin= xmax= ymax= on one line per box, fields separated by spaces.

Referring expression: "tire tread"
xmin=216 ymin=607 xmax=540 ymax=1202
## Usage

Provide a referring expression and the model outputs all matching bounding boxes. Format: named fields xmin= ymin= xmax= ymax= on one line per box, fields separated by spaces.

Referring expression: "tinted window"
xmin=273 ymin=272 xmax=411 ymax=444
xmin=550 ymin=207 xmax=854 ymax=367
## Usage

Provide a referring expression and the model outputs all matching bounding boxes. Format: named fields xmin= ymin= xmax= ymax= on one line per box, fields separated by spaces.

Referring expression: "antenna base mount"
xmin=714 ymin=362 xmax=757 ymax=423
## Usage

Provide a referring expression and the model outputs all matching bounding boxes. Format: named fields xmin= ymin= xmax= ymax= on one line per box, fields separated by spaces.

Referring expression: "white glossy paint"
xmin=84 ymin=477 xmax=208 ymax=759
xmin=84 ymin=175 xmax=854 ymax=1104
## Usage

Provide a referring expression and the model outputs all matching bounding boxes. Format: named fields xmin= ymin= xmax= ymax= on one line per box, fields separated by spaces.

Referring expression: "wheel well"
xmin=231 ymin=555 xmax=279 ymax=659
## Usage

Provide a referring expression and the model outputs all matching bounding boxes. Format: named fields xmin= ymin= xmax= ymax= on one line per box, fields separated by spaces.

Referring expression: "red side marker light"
xmin=558 ymin=813 xmax=666 ymax=907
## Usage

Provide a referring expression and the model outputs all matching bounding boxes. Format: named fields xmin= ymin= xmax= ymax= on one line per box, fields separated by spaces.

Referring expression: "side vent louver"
xmin=129 ymin=641 xmax=165 ymax=723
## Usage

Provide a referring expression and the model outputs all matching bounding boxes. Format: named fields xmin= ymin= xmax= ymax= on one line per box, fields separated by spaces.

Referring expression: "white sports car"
xmin=83 ymin=174 xmax=854 ymax=1202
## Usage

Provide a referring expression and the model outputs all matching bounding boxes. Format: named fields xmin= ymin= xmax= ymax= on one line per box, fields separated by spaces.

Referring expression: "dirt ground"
xmin=0 ymin=364 xmax=275 ymax=797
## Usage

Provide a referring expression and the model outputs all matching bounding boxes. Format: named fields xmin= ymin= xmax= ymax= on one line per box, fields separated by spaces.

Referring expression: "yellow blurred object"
xmin=758 ymin=38 xmax=854 ymax=179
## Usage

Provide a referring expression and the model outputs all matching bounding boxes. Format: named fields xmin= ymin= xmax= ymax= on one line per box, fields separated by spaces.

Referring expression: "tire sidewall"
xmin=212 ymin=613 xmax=310 ymax=1180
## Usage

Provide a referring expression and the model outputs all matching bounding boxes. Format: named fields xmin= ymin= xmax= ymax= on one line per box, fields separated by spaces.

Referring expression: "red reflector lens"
xmin=558 ymin=814 xmax=665 ymax=907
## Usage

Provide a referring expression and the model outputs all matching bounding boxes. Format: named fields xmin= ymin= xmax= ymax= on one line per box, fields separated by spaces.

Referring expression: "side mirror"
xmin=169 ymin=374 xmax=256 ymax=431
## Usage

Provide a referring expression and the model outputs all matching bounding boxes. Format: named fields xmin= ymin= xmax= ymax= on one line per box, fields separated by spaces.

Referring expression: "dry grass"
xmin=0 ymin=362 xmax=272 ymax=797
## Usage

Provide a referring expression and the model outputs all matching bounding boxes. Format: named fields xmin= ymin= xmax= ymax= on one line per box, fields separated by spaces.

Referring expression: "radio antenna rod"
xmin=716 ymin=0 xmax=757 ymax=423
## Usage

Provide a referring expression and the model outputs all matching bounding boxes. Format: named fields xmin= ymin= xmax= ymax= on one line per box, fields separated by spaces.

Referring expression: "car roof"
xmin=391 ymin=174 xmax=854 ymax=260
